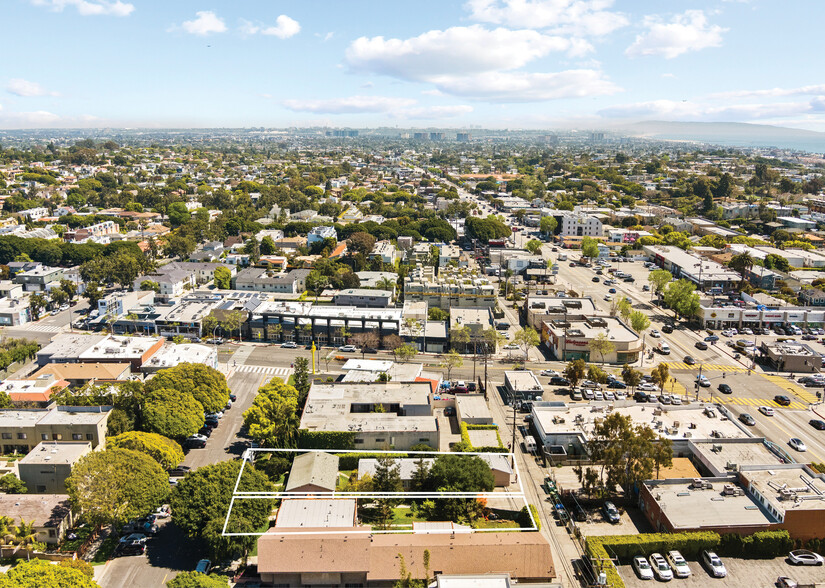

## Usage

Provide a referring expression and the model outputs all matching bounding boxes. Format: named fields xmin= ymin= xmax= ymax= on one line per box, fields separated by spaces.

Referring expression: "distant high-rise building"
xmin=590 ymin=132 xmax=605 ymax=141
xmin=456 ymin=133 xmax=471 ymax=142
xmin=429 ymin=132 xmax=445 ymax=141
xmin=325 ymin=130 xmax=359 ymax=137
xmin=413 ymin=132 xmax=428 ymax=140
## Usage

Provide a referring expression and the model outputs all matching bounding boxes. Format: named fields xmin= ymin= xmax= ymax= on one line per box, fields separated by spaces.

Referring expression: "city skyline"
xmin=3 ymin=0 xmax=825 ymax=131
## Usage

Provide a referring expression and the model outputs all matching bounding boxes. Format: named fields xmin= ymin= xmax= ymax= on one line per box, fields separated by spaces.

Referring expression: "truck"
xmin=523 ymin=436 xmax=538 ymax=453
xmin=657 ymin=341 xmax=671 ymax=355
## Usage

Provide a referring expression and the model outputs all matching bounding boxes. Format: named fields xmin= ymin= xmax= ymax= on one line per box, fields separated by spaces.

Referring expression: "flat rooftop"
xmin=744 ymin=467 xmax=825 ymax=514
xmin=646 ymin=477 xmax=774 ymax=529
xmin=455 ymin=395 xmax=493 ymax=421
xmin=78 ymin=335 xmax=162 ymax=360
xmin=18 ymin=441 xmax=91 ymax=465
xmin=36 ymin=406 xmax=110 ymax=426
xmin=533 ymin=403 xmax=748 ymax=442
xmin=143 ymin=343 xmax=214 ymax=370
xmin=505 ymin=371 xmax=542 ymax=393
xmin=275 ymin=499 xmax=356 ymax=528
xmin=692 ymin=439 xmax=787 ymax=475
xmin=545 ymin=316 xmax=639 ymax=343
xmin=37 ymin=334 xmax=106 ymax=361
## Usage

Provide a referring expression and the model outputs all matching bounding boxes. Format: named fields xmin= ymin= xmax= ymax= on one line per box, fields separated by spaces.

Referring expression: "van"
xmin=523 ymin=436 xmax=538 ymax=452
xmin=657 ymin=341 xmax=671 ymax=355
xmin=558 ymin=253 xmax=568 ymax=261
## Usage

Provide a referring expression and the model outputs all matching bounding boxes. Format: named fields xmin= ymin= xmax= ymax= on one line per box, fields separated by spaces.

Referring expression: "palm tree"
xmin=376 ymin=277 xmax=396 ymax=292
xmin=729 ymin=252 xmax=754 ymax=289
xmin=14 ymin=520 xmax=38 ymax=561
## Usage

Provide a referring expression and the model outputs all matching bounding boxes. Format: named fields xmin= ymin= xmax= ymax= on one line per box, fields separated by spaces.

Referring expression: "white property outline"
xmin=222 ymin=448 xmax=537 ymax=536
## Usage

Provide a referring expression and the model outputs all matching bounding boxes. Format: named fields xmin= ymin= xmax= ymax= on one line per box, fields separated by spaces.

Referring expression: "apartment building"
xmin=0 ymin=406 xmax=111 ymax=454
xmin=404 ymin=265 xmax=496 ymax=310
xmin=559 ymin=213 xmax=603 ymax=238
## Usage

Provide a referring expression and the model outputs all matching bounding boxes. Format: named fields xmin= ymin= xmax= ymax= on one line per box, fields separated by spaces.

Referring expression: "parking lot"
xmin=618 ymin=555 xmax=825 ymax=587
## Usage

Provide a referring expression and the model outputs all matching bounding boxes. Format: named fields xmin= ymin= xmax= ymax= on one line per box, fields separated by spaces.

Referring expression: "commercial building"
xmin=0 ymin=406 xmax=111 ymax=454
xmin=404 ymin=265 xmax=496 ymax=310
xmin=233 ymin=268 xmax=311 ymax=294
xmin=759 ymin=341 xmax=822 ymax=373
xmin=249 ymin=301 xmax=402 ymax=346
xmin=332 ymin=289 xmax=392 ymax=309
xmin=0 ymin=297 xmax=31 ymax=326
xmin=17 ymin=441 xmax=92 ymax=494
xmin=257 ymin=528 xmax=556 ymax=586
xmin=525 ymin=296 xmax=598 ymax=330
xmin=504 ymin=371 xmax=544 ymax=402
xmin=559 ymin=213 xmax=603 ymax=238
xmin=449 ymin=307 xmax=495 ymax=354
xmin=455 ymin=394 xmax=493 ymax=425
xmin=541 ymin=315 xmax=642 ymax=364
xmin=14 ymin=265 xmax=64 ymax=292
xmin=37 ymin=334 xmax=165 ymax=372
xmin=141 ymin=343 xmax=217 ymax=373
xmin=644 ymin=245 xmax=741 ymax=292
xmin=299 ymin=381 xmax=438 ymax=451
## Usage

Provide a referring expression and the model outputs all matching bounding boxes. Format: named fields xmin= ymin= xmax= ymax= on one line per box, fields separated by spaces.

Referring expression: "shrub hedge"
xmin=718 ymin=530 xmax=793 ymax=558
xmin=297 ymin=430 xmax=356 ymax=450
xmin=337 ymin=452 xmax=406 ymax=470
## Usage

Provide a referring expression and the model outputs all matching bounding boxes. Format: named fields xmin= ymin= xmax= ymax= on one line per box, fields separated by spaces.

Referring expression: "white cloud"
xmin=711 ymin=84 xmax=825 ymax=100
xmin=465 ymin=0 xmax=628 ymax=36
xmin=661 ymin=73 xmax=676 ymax=79
xmin=6 ymin=78 xmax=58 ymax=97
xmin=241 ymin=15 xmax=300 ymax=38
xmin=397 ymin=105 xmax=474 ymax=119
xmin=0 ymin=110 xmax=61 ymax=127
xmin=30 ymin=0 xmax=133 ymax=16
xmin=181 ymin=11 xmax=226 ymax=36
xmin=598 ymin=98 xmax=825 ymax=122
xmin=282 ymin=95 xmax=416 ymax=114
xmin=346 ymin=26 xmax=582 ymax=81
xmin=625 ymin=10 xmax=727 ymax=59
xmin=431 ymin=69 xmax=620 ymax=102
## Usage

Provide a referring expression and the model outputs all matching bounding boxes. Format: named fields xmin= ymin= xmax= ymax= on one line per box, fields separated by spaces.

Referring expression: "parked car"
xmin=195 ymin=559 xmax=212 ymax=573
xmin=667 ymin=550 xmax=691 ymax=578
xmin=775 ymin=395 xmax=792 ymax=406
xmin=638 ymin=382 xmax=657 ymax=391
xmin=604 ymin=390 xmax=615 ymax=401
xmin=810 ymin=419 xmax=825 ymax=430
xmin=607 ymin=380 xmax=626 ymax=389
xmin=338 ymin=345 xmax=358 ymax=352
xmin=649 ymin=553 xmax=673 ymax=581
xmin=759 ymin=406 xmax=775 ymax=417
xmin=603 ymin=501 xmax=620 ymax=524
xmin=570 ymin=389 xmax=583 ymax=401
xmin=114 ymin=541 xmax=146 ymax=557
xmin=119 ymin=533 xmax=148 ymax=545
xmin=701 ymin=550 xmax=727 ymax=577
xmin=167 ymin=466 xmax=191 ymax=478
xmin=184 ymin=435 xmax=207 ymax=449
xmin=549 ymin=376 xmax=570 ymax=386
xmin=281 ymin=342 xmax=298 ymax=348
xmin=633 ymin=556 xmax=654 ymax=580
xmin=739 ymin=413 xmax=756 ymax=426
xmin=788 ymin=550 xmax=825 ymax=565
xmin=583 ymin=389 xmax=595 ymax=400
xmin=777 ymin=577 xmax=798 ymax=588
xmin=443 ymin=406 xmax=456 ymax=417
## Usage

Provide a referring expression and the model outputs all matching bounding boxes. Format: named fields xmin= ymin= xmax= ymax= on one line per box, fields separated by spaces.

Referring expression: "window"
xmin=374 ymin=438 xmax=385 ymax=443
xmin=86 ymin=434 xmax=93 ymax=441
xmin=48 ymin=529 xmax=55 ymax=537
xmin=17 ymin=433 xmax=26 ymax=440
xmin=354 ymin=439 xmax=364 ymax=445
xmin=72 ymin=434 xmax=82 ymax=441
xmin=1 ymin=433 xmax=11 ymax=440
xmin=41 ymin=434 xmax=48 ymax=440
xmin=36 ymin=486 xmax=46 ymax=493
xmin=53 ymin=434 xmax=62 ymax=441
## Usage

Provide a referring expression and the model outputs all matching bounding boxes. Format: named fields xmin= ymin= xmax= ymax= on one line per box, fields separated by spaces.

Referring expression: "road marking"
xmin=235 ymin=364 xmax=292 ymax=376
xmin=5 ymin=324 xmax=61 ymax=333
xmin=760 ymin=374 xmax=820 ymax=403
xmin=714 ymin=397 xmax=807 ymax=410
xmin=663 ymin=362 xmax=746 ymax=372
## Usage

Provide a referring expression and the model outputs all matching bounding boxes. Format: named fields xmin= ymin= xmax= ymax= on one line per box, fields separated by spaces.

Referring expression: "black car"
xmin=198 ymin=425 xmax=213 ymax=438
xmin=607 ymin=380 xmax=626 ymax=389
xmin=167 ymin=466 xmax=191 ymax=477
xmin=634 ymin=391 xmax=650 ymax=403
xmin=549 ymin=376 xmax=570 ymax=386
xmin=718 ymin=383 xmax=732 ymax=394
xmin=774 ymin=395 xmax=792 ymax=406
xmin=684 ymin=356 xmax=696 ymax=365
xmin=695 ymin=341 xmax=709 ymax=350
xmin=229 ymin=393 xmax=237 ymax=402
xmin=592 ymin=276 xmax=600 ymax=282
xmin=774 ymin=327 xmax=786 ymax=335
xmin=467 ymin=382 xmax=477 ymax=392
xmin=184 ymin=437 xmax=207 ymax=449
xmin=571 ymin=503 xmax=587 ymax=522
xmin=114 ymin=542 xmax=146 ymax=557
xmin=810 ymin=419 xmax=825 ymax=431
xmin=661 ymin=324 xmax=673 ymax=333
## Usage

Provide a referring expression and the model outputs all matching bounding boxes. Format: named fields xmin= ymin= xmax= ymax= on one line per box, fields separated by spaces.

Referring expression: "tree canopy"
xmin=66 ymin=447 xmax=169 ymax=527
xmin=146 ymin=363 xmax=229 ymax=414
xmin=142 ymin=387 xmax=204 ymax=441
xmin=167 ymin=571 xmax=228 ymax=588
xmin=243 ymin=378 xmax=302 ymax=448
xmin=109 ymin=431 xmax=185 ymax=470
xmin=426 ymin=454 xmax=494 ymax=492
xmin=662 ymin=279 xmax=701 ymax=319
xmin=0 ymin=559 xmax=99 ymax=588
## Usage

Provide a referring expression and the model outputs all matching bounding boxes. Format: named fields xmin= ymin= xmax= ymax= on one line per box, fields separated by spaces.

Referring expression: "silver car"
xmin=701 ymin=550 xmax=727 ymax=577
xmin=633 ymin=556 xmax=654 ymax=580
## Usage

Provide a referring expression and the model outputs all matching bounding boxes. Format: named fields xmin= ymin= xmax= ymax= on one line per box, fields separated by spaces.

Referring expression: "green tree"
xmin=396 ymin=343 xmax=418 ymax=363
xmin=440 ymin=349 xmax=463 ymax=380
xmin=146 ymin=363 xmax=230 ymax=414
xmin=0 ymin=473 xmax=27 ymax=494
xmin=348 ymin=232 xmax=377 ymax=256
xmin=66 ymin=448 xmax=169 ymax=528
xmin=259 ymin=236 xmax=277 ymax=256
xmin=629 ymin=310 xmax=650 ymax=335
xmin=372 ymin=456 xmax=403 ymax=529
xmin=663 ymin=279 xmax=701 ymax=320
xmin=764 ymin=253 xmax=791 ymax=272
xmin=540 ymin=215 xmax=557 ymax=236
xmin=0 ymin=558 xmax=99 ymax=588
xmin=83 ymin=281 xmax=104 ymax=308
xmin=243 ymin=378 xmax=301 ymax=448
xmin=525 ymin=239 xmax=542 ymax=255
xmin=214 ymin=266 xmax=232 ymax=289
xmin=428 ymin=307 xmax=448 ymax=321
xmin=28 ymin=293 xmax=47 ymax=321
xmin=426 ymin=454 xmax=494 ymax=492
xmin=728 ymin=252 xmax=754 ymax=288
xmin=651 ymin=363 xmax=670 ymax=393
xmin=617 ymin=298 xmax=632 ymax=322
xmin=621 ymin=364 xmax=642 ymax=391
xmin=170 ymin=460 xmax=274 ymax=561
xmin=165 ymin=233 xmax=197 ymax=260
xmin=141 ymin=279 xmax=160 ymax=292
xmin=167 ymin=202 xmax=191 ymax=227
xmin=142 ymin=387 xmax=204 ymax=440
xmin=109 ymin=431 xmax=185 ymax=470
xmin=58 ymin=560 xmax=94 ymax=580
xmin=564 ymin=359 xmax=586 ymax=388
xmin=513 ymin=326 xmax=540 ymax=361
xmin=292 ymin=357 xmax=310 ymax=399
xmin=410 ymin=457 xmax=431 ymax=492
xmin=588 ymin=333 xmax=614 ymax=365
xmin=647 ymin=269 xmax=672 ymax=296
xmin=167 ymin=572 xmax=228 ymax=588
xmin=581 ymin=236 xmax=600 ymax=259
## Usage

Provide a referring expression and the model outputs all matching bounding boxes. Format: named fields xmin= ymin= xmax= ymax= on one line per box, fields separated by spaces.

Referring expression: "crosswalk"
xmin=6 ymin=324 xmax=61 ymax=333
xmin=234 ymin=364 xmax=292 ymax=377
xmin=662 ymin=362 xmax=747 ymax=372
xmin=760 ymin=375 xmax=820 ymax=403
xmin=713 ymin=396 xmax=808 ymax=410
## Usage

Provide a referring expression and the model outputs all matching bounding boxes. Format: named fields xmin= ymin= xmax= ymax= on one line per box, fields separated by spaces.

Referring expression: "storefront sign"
xmin=565 ymin=339 xmax=589 ymax=346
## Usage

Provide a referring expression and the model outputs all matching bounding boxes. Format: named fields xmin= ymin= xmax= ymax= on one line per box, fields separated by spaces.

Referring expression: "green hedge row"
xmin=466 ymin=424 xmax=499 ymax=430
xmin=517 ymin=504 xmax=541 ymax=531
xmin=460 ymin=422 xmax=506 ymax=452
xmin=337 ymin=452 xmax=406 ymax=470
xmin=296 ymin=430 xmax=356 ymax=450
xmin=718 ymin=531 xmax=793 ymax=558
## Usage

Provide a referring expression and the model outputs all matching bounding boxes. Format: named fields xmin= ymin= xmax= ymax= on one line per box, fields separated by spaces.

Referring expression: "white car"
xmin=594 ymin=390 xmax=605 ymax=401
xmin=649 ymin=553 xmax=673 ymax=581
xmin=650 ymin=329 xmax=661 ymax=338
xmin=741 ymin=328 xmax=753 ymax=335
xmin=503 ymin=343 xmax=519 ymax=350
xmin=604 ymin=294 xmax=612 ymax=301
xmin=338 ymin=345 xmax=358 ymax=352
xmin=702 ymin=550 xmax=727 ymax=578
xmin=614 ymin=390 xmax=627 ymax=400
xmin=670 ymin=395 xmax=682 ymax=405
xmin=499 ymin=331 xmax=511 ymax=340
xmin=540 ymin=369 xmax=560 ymax=377
xmin=604 ymin=390 xmax=615 ymax=401
xmin=759 ymin=406 xmax=775 ymax=416
xmin=788 ymin=549 xmax=825 ymax=565
xmin=633 ymin=556 xmax=654 ymax=580
xmin=789 ymin=438 xmax=807 ymax=452
xmin=583 ymin=389 xmax=595 ymax=400
xmin=638 ymin=382 xmax=657 ymax=391
xmin=667 ymin=550 xmax=691 ymax=578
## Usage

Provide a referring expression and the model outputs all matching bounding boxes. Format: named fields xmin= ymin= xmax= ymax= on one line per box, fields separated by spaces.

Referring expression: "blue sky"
xmin=2 ymin=0 xmax=824 ymax=130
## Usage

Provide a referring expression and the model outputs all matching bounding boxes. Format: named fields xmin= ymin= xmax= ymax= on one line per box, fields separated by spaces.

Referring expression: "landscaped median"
xmin=585 ymin=530 xmax=794 ymax=588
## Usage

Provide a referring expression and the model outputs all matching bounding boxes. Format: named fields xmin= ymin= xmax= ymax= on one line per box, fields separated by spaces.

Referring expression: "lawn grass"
xmin=91 ymin=535 xmax=119 ymax=565
xmin=391 ymin=507 xmax=428 ymax=526
xmin=60 ymin=525 xmax=95 ymax=553
xmin=474 ymin=519 xmax=520 ymax=529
